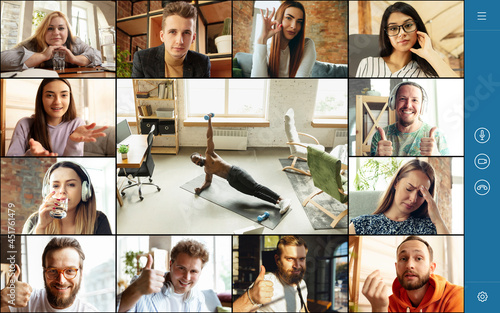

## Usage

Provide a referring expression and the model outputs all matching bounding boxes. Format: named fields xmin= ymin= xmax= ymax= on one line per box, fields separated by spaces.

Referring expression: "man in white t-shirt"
xmin=234 ymin=236 xmax=309 ymax=312
xmin=0 ymin=237 xmax=97 ymax=312
xmin=117 ymin=239 xmax=210 ymax=312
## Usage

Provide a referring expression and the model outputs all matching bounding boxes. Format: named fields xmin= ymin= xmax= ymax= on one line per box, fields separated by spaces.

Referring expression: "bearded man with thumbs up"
xmin=117 ymin=239 xmax=210 ymax=312
xmin=370 ymin=82 xmax=449 ymax=156
xmin=234 ymin=236 xmax=309 ymax=312
xmin=0 ymin=237 xmax=97 ymax=312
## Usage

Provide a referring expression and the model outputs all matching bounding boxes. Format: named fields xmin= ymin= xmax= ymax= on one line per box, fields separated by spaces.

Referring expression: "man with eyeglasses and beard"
xmin=234 ymin=236 xmax=309 ymax=312
xmin=362 ymin=236 xmax=463 ymax=312
xmin=0 ymin=237 xmax=96 ymax=312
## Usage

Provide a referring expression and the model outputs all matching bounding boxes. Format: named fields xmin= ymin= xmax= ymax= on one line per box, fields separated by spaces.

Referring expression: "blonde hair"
xmin=171 ymin=239 xmax=209 ymax=267
xmin=16 ymin=11 xmax=76 ymax=52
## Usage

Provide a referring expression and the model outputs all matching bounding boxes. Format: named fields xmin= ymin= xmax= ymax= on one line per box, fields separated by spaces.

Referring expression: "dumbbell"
xmin=204 ymin=113 xmax=215 ymax=120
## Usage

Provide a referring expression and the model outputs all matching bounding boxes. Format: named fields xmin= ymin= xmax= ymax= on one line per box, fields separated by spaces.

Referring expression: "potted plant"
xmin=215 ymin=17 xmax=231 ymax=54
xmin=119 ymin=144 xmax=129 ymax=159
xmin=117 ymin=46 xmax=132 ymax=77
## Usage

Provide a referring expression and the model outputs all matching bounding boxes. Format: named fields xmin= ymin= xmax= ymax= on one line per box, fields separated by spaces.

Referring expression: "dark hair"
xmin=379 ymin=2 xmax=438 ymax=77
xmin=29 ymin=79 xmax=77 ymax=153
xmin=276 ymin=236 xmax=308 ymax=257
xmin=373 ymin=159 xmax=435 ymax=219
xmin=162 ymin=1 xmax=197 ymax=30
xmin=269 ymin=1 xmax=306 ymax=77
xmin=42 ymin=237 xmax=85 ymax=269
xmin=397 ymin=235 xmax=433 ymax=261
xmin=171 ymin=239 xmax=209 ymax=267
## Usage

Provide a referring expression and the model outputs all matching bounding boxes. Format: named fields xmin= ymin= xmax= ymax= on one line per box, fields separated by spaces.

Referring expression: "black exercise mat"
xmin=280 ymin=159 xmax=348 ymax=229
xmin=180 ymin=174 xmax=290 ymax=230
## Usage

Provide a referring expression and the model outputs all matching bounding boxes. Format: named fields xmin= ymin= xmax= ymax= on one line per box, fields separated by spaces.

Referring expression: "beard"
xmin=397 ymin=270 xmax=430 ymax=291
xmin=276 ymin=261 xmax=305 ymax=285
xmin=44 ymin=276 xmax=81 ymax=309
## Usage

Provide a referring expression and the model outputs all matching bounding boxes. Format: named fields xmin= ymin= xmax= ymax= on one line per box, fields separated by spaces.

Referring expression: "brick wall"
xmin=117 ymin=0 xmax=132 ymax=19
xmin=428 ymin=157 xmax=452 ymax=231
xmin=232 ymin=1 xmax=348 ymax=64
xmin=1 ymin=158 xmax=54 ymax=234
xmin=232 ymin=0 xmax=254 ymax=58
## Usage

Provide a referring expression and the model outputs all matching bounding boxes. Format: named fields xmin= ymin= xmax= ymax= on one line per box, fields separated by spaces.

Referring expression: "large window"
xmin=1 ymin=1 xmax=24 ymax=51
xmin=186 ymin=79 xmax=268 ymax=118
xmin=314 ymin=79 xmax=347 ymax=119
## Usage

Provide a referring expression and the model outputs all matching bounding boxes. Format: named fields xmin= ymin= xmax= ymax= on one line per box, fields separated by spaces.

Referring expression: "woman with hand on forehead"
xmin=251 ymin=1 xmax=316 ymax=77
xmin=0 ymin=11 xmax=101 ymax=72
xmin=22 ymin=161 xmax=112 ymax=234
xmin=349 ymin=159 xmax=450 ymax=235
xmin=356 ymin=2 xmax=458 ymax=78
xmin=6 ymin=78 xmax=108 ymax=156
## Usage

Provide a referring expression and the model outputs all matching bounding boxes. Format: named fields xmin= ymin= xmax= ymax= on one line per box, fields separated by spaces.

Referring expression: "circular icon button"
xmin=474 ymin=127 xmax=490 ymax=144
xmin=474 ymin=154 xmax=490 ymax=170
xmin=474 ymin=179 xmax=490 ymax=196
xmin=477 ymin=291 xmax=488 ymax=302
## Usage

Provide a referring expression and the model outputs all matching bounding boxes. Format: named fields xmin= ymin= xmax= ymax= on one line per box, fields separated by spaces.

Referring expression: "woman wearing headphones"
xmin=349 ymin=159 xmax=450 ymax=235
xmin=22 ymin=161 xmax=112 ymax=234
xmin=355 ymin=2 xmax=458 ymax=78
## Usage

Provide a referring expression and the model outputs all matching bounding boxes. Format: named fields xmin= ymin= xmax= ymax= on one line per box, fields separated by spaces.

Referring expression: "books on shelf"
xmin=136 ymin=91 xmax=149 ymax=98
xmin=157 ymin=81 xmax=174 ymax=99
xmin=138 ymin=104 xmax=152 ymax=116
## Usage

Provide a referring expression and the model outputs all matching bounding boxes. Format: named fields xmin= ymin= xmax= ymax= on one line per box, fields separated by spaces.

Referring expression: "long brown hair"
xmin=16 ymin=11 xmax=76 ymax=53
xmin=28 ymin=79 xmax=77 ymax=153
xmin=30 ymin=161 xmax=97 ymax=234
xmin=373 ymin=159 xmax=435 ymax=218
xmin=268 ymin=1 xmax=306 ymax=77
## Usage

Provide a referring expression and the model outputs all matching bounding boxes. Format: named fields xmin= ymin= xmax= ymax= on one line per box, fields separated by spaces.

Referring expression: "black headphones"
xmin=388 ymin=81 xmax=428 ymax=116
xmin=42 ymin=161 xmax=92 ymax=202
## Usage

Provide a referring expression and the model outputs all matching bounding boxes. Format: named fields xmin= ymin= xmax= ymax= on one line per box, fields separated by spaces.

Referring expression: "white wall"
xmin=177 ymin=79 xmax=344 ymax=148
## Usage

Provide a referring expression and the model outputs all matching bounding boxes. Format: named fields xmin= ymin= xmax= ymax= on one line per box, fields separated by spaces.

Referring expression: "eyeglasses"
xmin=385 ymin=21 xmax=417 ymax=37
xmin=44 ymin=267 xmax=79 ymax=280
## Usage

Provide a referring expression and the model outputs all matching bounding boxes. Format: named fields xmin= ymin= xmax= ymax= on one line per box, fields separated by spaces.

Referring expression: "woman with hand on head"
xmin=0 ymin=11 xmax=101 ymax=72
xmin=6 ymin=78 xmax=108 ymax=156
xmin=356 ymin=2 xmax=458 ymax=78
xmin=251 ymin=1 xmax=316 ymax=77
xmin=349 ymin=159 xmax=450 ymax=235
xmin=22 ymin=161 xmax=112 ymax=234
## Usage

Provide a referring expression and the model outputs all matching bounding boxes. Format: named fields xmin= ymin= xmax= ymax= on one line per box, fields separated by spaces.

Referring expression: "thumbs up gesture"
xmin=131 ymin=254 xmax=165 ymax=295
xmin=376 ymin=127 xmax=393 ymax=156
xmin=249 ymin=265 xmax=274 ymax=306
xmin=0 ymin=264 xmax=32 ymax=308
xmin=420 ymin=127 xmax=439 ymax=156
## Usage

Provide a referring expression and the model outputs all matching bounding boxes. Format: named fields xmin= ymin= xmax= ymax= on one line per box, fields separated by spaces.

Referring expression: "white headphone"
xmin=164 ymin=280 xmax=195 ymax=303
xmin=388 ymin=81 xmax=428 ymax=116
xmin=42 ymin=161 xmax=92 ymax=202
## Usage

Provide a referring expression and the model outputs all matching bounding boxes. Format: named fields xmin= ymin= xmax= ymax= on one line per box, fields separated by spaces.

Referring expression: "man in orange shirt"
xmin=362 ymin=236 xmax=463 ymax=312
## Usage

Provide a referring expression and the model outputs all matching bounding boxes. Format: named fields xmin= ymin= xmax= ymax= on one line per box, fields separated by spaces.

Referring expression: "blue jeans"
xmin=227 ymin=166 xmax=280 ymax=204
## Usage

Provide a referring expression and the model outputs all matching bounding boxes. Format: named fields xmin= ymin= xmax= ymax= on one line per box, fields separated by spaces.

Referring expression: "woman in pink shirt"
xmin=7 ymin=78 xmax=107 ymax=156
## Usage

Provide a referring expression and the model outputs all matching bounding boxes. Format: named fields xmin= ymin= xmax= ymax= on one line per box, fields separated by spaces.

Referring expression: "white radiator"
xmin=213 ymin=129 xmax=248 ymax=150
xmin=333 ymin=129 xmax=348 ymax=147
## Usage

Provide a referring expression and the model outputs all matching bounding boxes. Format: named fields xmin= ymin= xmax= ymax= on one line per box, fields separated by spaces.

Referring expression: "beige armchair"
xmin=283 ymin=108 xmax=325 ymax=176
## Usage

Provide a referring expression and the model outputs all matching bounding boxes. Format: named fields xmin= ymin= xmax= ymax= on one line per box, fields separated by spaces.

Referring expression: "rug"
xmin=280 ymin=159 xmax=348 ymax=229
xmin=180 ymin=174 xmax=291 ymax=230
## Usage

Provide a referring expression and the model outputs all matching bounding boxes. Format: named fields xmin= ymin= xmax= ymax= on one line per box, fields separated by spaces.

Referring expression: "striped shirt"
xmin=355 ymin=56 xmax=429 ymax=78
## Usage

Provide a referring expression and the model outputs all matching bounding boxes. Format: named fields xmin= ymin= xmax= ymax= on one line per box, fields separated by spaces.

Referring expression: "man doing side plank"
xmin=190 ymin=114 xmax=291 ymax=214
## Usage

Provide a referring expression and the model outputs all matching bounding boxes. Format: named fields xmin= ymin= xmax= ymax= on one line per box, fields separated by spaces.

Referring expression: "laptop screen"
xmin=116 ymin=119 xmax=132 ymax=144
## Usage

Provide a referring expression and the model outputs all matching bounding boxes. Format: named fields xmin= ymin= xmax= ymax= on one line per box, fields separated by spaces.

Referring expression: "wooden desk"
xmin=57 ymin=67 xmax=115 ymax=78
xmin=117 ymin=135 xmax=148 ymax=205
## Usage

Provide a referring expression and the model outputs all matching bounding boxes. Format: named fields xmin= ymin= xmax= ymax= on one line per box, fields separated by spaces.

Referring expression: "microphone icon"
xmin=479 ymin=130 xmax=485 ymax=141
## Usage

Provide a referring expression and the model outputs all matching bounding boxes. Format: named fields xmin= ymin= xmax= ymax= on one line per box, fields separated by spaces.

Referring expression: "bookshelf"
xmin=132 ymin=79 xmax=179 ymax=155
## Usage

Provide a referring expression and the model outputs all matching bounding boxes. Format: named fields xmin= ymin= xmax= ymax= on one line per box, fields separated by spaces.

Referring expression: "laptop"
xmin=116 ymin=119 xmax=132 ymax=147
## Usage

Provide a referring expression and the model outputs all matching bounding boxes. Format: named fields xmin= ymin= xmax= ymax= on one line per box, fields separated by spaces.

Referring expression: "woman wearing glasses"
xmin=355 ymin=2 xmax=458 ymax=77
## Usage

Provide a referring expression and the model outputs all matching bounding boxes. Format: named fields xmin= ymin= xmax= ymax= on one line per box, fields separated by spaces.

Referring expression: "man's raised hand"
xmin=362 ymin=270 xmax=389 ymax=312
xmin=0 ymin=264 xmax=32 ymax=308
xmin=376 ymin=127 xmax=393 ymax=156
xmin=248 ymin=265 xmax=274 ymax=306
xmin=420 ymin=127 xmax=439 ymax=156
xmin=132 ymin=254 xmax=165 ymax=295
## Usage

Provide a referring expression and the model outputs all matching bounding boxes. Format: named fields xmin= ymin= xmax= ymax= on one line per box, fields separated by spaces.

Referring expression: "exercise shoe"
xmin=279 ymin=199 xmax=291 ymax=214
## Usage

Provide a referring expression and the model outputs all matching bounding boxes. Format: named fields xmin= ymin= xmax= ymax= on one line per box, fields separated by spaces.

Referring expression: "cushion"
xmin=349 ymin=190 xmax=384 ymax=220
xmin=348 ymin=34 xmax=380 ymax=77
xmin=84 ymin=126 xmax=116 ymax=157
xmin=202 ymin=289 xmax=222 ymax=312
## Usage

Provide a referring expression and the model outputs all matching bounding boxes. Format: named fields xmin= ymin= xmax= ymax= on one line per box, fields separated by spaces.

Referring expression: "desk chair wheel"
xmin=139 ymin=196 xmax=144 ymax=201
xmin=121 ymin=192 xmax=126 ymax=197
xmin=149 ymin=178 xmax=153 ymax=183
xmin=157 ymin=187 xmax=161 ymax=191
xmin=127 ymin=180 xmax=132 ymax=185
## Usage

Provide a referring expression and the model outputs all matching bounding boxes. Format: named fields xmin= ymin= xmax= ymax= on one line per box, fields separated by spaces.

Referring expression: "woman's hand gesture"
xmin=258 ymin=8 xmax=282 ymax=45
xmin=41 ymin=46 xmax=62 ymax=62
xmin=29 ymin=138 xmax=58 ymax=156
xmin=410 ymin=31 xmax=436 ymax=61
xmin=70 ymin=123 xmax=108 ymax=143
xmin=420 ymin=185 xmax=450 ymax=234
